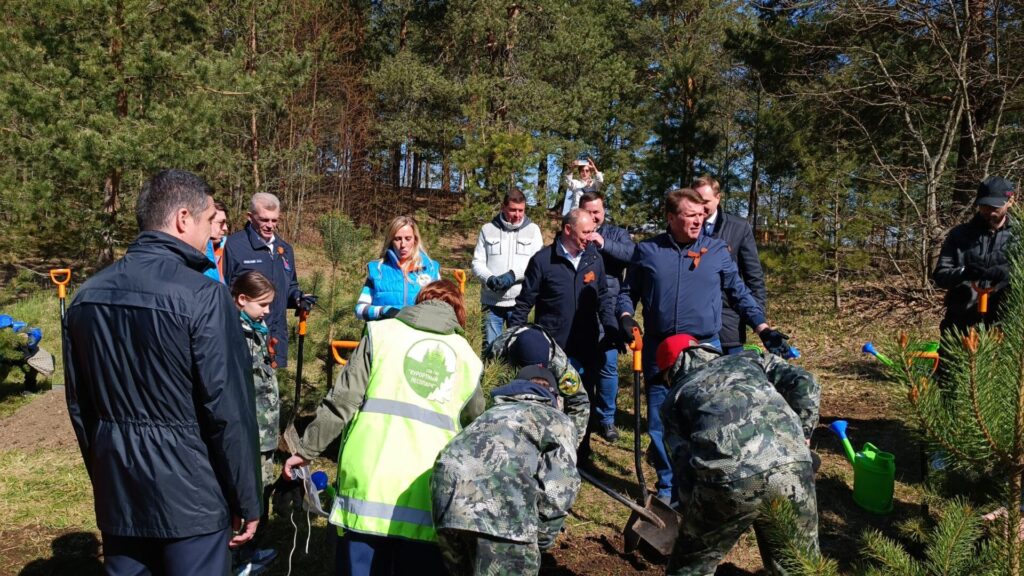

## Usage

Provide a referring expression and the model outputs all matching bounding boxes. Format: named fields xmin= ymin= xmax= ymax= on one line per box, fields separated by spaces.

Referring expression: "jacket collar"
xmin=492 ymin=213 xmax=533 ymax=232
xmin=128 ymin=231 xmax=213 ymax=273
xmin=395 ymin=300 xmax=464 ymax=335
xmin=243 ymin=222 xmax=275 ymax=251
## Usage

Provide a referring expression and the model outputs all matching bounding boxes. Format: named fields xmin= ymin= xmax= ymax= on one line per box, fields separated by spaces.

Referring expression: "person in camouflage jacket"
xmin=431 ymin=365 xmax=585 ymax=575
xmin=658 ymin=334 xmax=820 ymax=576
xmin=487 ymin=324 xmax=589 ymax=444
xmin=230 ymin=272 xmax=281 ymax=493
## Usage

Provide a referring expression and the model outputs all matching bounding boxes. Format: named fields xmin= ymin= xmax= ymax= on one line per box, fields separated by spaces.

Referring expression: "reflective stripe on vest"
xmin=330 ymin=318 xmax=482 ymax=541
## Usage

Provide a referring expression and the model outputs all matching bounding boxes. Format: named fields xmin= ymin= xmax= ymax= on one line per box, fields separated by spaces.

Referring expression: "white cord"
xmin=304 ymin=510 xmax=312 ymax=553
xmin=286 ymin=508 xmax=298 ymax=576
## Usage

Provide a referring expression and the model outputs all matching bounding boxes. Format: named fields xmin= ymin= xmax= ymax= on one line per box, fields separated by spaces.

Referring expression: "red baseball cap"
xmin=656 ymin=334 xmax=700 ymax=373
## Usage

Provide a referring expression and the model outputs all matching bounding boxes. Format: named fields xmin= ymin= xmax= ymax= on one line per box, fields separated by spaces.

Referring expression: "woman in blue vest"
xmin=284 ymin=280 xmax=485 ymax=576
xmin=354 ymin=215 xmax=441 ymax=321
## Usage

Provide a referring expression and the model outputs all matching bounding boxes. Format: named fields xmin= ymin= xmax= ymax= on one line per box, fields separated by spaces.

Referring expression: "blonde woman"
xmin=354 ymin=215 xmax=441 ymax=321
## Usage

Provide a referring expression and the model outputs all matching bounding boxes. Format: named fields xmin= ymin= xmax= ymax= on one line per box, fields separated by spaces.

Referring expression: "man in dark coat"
xmin=579 ymin=191 xmax=635 ymax=442
xmin=694 ymin=175 xmax=767 ymax=354
xmin=65 ymin=169 xmax=262 ymax=575
xmin=932 ymin=176 xmax=1016 ymax=334
xmin=509 ymin=208 xmax=617 ymax=461
xmin=222 ymin=192 xmax=316 ymax=367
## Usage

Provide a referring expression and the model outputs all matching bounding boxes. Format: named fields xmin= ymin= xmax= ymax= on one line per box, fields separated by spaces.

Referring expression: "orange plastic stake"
xmin=331 ymin=340 xmax=360 ymax=366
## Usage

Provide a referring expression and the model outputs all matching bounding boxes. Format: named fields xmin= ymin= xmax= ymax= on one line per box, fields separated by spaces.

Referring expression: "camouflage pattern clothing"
xmin=432 ymin=392 xmax=582 ymax=574
xmin=240 ymin=315 xmax=280 ymax=485
xmin=662 ymin=348 xmax=821 ymax=575
xmin=487 ymin=324 xmax=590 ymax=444
xmin=437 ymin=529 xmax=540 ymax=576
xmin=667 ymin=462 xmax=818 ymax=576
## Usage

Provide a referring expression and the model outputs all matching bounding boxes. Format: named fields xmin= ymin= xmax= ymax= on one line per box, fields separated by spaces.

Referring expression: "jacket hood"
xmin=667 ymin=345 xmax=723 ymax=381
xmin=492 ymin=213 xmax=534 ymax=232
xmin=395 ymin=299 xmax=463 ymax=335
xmin=128 ymin=231 xmax=214 ymax=273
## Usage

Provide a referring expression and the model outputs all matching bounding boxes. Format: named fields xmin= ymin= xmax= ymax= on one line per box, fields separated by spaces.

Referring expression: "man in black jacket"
xmin=694 ymin=175 xmax=768 ymax=354
xmin=65 ymin=169 xmax=262 ymax=575
xmin=509 ymin=208 xmax=617 ymax=460
xmin=933 ymin=176 xmax=1016 ymax=334
xmin=580 ymin=191 xmax=635 ymax=442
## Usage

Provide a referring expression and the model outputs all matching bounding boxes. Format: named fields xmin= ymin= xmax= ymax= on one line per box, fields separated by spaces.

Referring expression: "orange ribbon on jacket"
xmin=687 ymin=247 xmax=709 ymax=269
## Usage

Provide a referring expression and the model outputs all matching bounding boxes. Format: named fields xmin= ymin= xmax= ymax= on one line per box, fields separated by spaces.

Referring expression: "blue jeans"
xmin=595 ymin=346 xmax=620 ymax=427
xmin=335 ymin=531 xmax=445 ymax=576
xmin=646 ymin=377 xmax=673 ymax=497
xmin=481 ymin=305 xmax=515 ymax=352
xmin=724 ymin=345 xmax=745 ymax=355
xmin=569 ymin=355 xmax=602 ymax=455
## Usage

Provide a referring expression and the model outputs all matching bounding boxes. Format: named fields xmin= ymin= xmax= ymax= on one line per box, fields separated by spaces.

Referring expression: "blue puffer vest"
xmin=366 ymin=249 xmax=441 ymax=308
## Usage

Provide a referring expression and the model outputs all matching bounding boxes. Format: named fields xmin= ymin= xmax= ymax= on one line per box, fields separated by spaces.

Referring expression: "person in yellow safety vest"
xmin=284 ymin=279 xmax=485 ymax=576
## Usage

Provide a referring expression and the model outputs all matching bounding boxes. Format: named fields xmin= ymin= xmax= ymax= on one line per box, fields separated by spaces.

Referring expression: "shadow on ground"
xmin=18 ymin=532 xmax=103 ymax=576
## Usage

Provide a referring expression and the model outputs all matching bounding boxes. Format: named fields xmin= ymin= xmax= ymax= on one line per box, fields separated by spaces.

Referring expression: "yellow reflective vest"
xmin=329 ymin=318 xmax=482 ymax=541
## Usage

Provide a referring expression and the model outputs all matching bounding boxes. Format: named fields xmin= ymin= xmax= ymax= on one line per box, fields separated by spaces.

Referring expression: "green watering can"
xmin=829 ymin=420 xmax=895 ymax=514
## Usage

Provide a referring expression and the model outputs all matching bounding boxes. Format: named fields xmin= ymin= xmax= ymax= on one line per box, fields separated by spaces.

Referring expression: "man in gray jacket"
xmin=471 ymin=188 xmax=544 ymax=349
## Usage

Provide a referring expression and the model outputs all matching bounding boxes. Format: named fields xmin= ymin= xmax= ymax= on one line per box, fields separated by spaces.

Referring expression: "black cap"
xmin=515 ymin=365 xmax=558 ymax=394
xmin=976 ymin=177 xmax=1016 ymax=208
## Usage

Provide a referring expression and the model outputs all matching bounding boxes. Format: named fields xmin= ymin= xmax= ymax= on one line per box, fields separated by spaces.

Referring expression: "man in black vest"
xmin=693 ymin=175 xmax=767 ymax=355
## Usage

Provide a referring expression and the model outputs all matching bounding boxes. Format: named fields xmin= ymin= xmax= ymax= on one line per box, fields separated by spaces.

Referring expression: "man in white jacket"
xmin=472 ymin=188 xmax=544 ymax=350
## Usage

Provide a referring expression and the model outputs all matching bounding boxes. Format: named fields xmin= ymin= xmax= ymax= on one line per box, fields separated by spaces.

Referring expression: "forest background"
xmin=4 ymin=0 xmax=1023 ymax=292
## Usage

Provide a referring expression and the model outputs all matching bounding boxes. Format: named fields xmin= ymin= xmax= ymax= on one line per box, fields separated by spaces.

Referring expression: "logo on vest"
xmin=403 ymin=340 xmax=458 ymax=404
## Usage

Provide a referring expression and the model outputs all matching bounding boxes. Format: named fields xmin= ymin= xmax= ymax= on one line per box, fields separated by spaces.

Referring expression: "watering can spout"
xmin=829 ymin=419 xmax=857 ymax=464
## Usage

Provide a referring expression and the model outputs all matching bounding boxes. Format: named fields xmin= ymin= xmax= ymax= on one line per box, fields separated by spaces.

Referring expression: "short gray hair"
xmin=250 ymin=192 xmax=281 ymax=213
xmin=136 ymin=169 xmax=212 ymax=231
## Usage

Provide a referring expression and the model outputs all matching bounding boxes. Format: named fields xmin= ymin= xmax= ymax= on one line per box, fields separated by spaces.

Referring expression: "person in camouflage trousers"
xmin=431 ymin=365 xmax=587 ymax=575
xmin=657 ymin=334 xmax=820 ymax=576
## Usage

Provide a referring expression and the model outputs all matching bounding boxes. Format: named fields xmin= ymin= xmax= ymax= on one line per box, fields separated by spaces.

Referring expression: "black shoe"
xmin=598 ymin=424 xmax=620 ymax=443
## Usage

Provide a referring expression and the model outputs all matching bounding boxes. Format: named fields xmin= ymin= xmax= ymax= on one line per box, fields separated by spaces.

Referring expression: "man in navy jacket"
xmin=579 ymin=191 xmax=635 ymax=442
xmin=65 ymin=170 xmax=262 ymax=575
xmin=510 ymin=209 xmax=617 ymax=460
xmin=694 ymin=176 xmax=767 ymax=354
xmin=617 ymin=187 xmax=789 ymax=502
xmin=223 ymin=193 xmax=315 ymax=368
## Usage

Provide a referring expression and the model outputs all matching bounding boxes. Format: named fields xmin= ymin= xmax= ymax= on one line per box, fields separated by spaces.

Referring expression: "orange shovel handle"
xmin=50 ymin=268 xmax=71 ymax=299
xmin=331 ymin=340 xmax=359 ymax=366
xmin=629 ymin=327 xmax=643 ymax=371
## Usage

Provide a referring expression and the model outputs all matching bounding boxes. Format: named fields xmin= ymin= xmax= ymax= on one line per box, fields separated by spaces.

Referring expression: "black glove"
xmin=485 ymin=275 xmax=502 ymax=292
xmin=380 ymin=307 xmax=400 ymax=320
xmin=984 ymin=265 xmax=1009 ymax=284
xmin=962 ymin=263 xmax=987 ymax=281
xmin=759 ymin=328 xmax=790 ymax=356
xmin=298 ymin=294 xmax=318 ymax=312
xmin=619 ymin=315 xmax=641 ymax=344
xmin=497 ymin=270 xmax=516 ymax=290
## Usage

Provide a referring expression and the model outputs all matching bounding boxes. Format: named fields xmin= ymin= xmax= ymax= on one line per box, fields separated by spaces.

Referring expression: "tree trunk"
xmin=537 ymin=155 xmax=548 ymax=205
xmin=99 ymin=0 xmax=127 ymax=267
xmin=248 ymin=2 xmax=261 ymax=193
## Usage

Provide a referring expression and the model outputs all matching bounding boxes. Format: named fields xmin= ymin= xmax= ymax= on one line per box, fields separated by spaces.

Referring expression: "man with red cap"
xmin=656 ymin=334 xmax=820 ymax=576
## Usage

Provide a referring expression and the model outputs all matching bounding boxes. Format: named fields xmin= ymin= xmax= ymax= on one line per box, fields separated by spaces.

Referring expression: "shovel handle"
xmin=974 ymin=282 xmax=995 ymax=314
xmin=578 ymin=468 xmax=665 ymax=528
xmin=331 ymin=340 xmax=359 ymax=366
xmin=297 ymin=308 xmax=309 ymax=336
xmin=443 ymin=268 xmax=468 ymax=294
xmin=629 ymin=327 xmax=643 ymax=371
xmin=49 ymin=269 xmax=71 ymax=299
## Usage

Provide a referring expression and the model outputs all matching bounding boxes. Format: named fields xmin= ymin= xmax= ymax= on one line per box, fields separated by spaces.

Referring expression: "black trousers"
xmin=103 ymin=527 xmax=231 ymax=576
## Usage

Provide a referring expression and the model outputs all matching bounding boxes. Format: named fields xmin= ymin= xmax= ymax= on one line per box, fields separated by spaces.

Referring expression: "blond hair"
xmin=380 ymin=215 xmax=428 ymax=272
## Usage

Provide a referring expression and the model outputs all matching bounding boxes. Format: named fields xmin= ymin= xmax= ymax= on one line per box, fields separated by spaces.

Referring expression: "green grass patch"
xmin=0 ymin=449 xmax=95 ymax=531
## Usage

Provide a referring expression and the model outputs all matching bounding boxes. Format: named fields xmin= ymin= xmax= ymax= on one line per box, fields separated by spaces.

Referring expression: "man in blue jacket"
xmin=579 ymin=191 xmax=635 ymax=442
xmin=694 ymin=176 xmax=768 ymax=354
xmin=510 ymin=208 xmax=617 ymax=461
xmin=223 ymin=192 xmax=316 ymax=368
xmin=617 ymin=187 xmax=790 ymax=503
xmin=65 ymin=169 xmax=262 ymax=575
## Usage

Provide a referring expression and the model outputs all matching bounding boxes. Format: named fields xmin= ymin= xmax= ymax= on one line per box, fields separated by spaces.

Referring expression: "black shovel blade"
xmin=624 ymin=495 xmax=681 ymax=558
